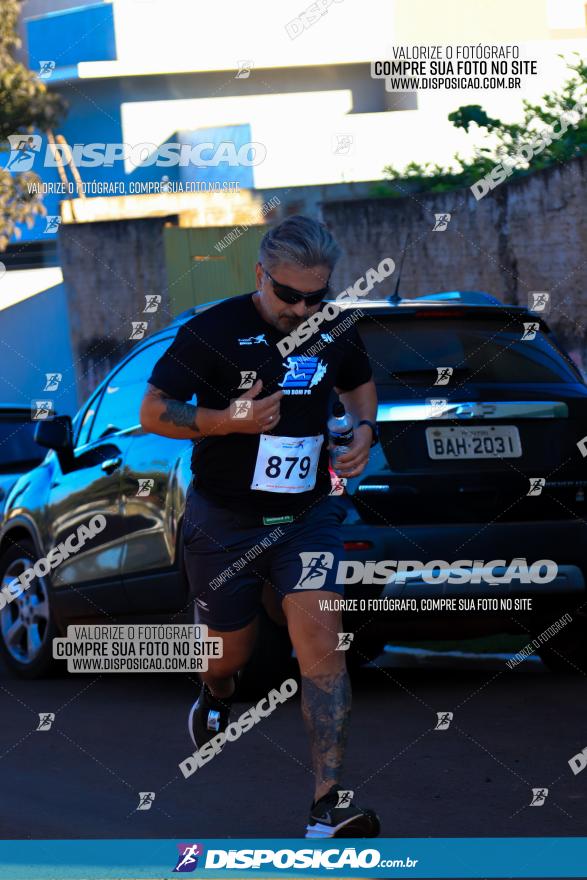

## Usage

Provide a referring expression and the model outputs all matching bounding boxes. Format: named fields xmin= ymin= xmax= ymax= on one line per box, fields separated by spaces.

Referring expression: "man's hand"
xmin=228 ymin=379 xmax=283 ymax=434
xmin=331 ymin=424 xmax=372 ymax=478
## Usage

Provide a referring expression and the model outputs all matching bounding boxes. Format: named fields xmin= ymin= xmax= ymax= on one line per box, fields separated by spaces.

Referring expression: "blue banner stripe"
xmin=1 ymin=837 xmax=587 ymax=879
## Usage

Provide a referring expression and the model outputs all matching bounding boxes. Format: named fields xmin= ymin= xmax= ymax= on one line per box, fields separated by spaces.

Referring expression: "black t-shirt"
xmin=147 ymin=292 xmax=372 ymax=516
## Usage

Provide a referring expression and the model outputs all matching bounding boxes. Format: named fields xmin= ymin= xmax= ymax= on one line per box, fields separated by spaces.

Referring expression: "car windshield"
xmin=0 ymin=418 xmax=45 ymax=469
xmin=362 ymin=317 xmax=581 ymax=385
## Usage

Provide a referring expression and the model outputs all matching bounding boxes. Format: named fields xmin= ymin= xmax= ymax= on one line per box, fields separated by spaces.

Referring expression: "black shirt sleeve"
xmin=335 ymin=323 xmax=373 ymax=392
xmin=147 ymin=318 xmax=208 ymax=402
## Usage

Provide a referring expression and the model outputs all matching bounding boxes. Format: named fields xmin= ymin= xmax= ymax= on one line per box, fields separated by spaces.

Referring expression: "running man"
xmin=140 ymin=215 xmax=380 ymax=838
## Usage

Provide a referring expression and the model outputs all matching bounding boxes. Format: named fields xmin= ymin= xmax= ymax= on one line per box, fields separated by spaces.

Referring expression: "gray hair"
xmin=259 ymin=214 xmax=342 ymax=273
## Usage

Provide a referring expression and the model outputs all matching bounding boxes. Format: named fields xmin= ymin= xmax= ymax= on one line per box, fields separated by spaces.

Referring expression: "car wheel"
xmin=0 ymin=539 xmax=59 ymax=678
xmin=534 ymin=611 xmax=587 ymax=674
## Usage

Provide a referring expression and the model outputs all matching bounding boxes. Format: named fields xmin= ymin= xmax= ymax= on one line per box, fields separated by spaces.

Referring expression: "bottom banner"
xmin=0 ymin=837 xmax=586 ymax=879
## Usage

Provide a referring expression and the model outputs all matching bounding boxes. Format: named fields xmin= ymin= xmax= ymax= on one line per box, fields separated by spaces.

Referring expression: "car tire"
xmin=534 ymin=610 xmax=587 ymax=674
xmin=0 ymin=539 xmax=60 ymax=678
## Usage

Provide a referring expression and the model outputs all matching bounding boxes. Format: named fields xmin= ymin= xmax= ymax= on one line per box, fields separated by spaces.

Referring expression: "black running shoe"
xmin=305 ymin=784 xmax=380 ymax=838
xmin=188 ymin=681 xmax=234 ymax=750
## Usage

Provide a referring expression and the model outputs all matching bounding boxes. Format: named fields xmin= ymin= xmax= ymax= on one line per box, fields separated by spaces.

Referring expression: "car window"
xmin=362 ymin=317 xmax=581 ymax=386
xmin=0 ymin=418 xmax=45 ymax=470
xmin=86 ymin=338 xmax=174 ymax=444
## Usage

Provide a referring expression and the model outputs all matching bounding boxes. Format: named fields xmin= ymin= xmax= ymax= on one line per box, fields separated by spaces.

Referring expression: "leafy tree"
xmin=376 ymin=55 xmax=587 ymax=197
xmin=0 ymin=0 xmax=66 ymax=249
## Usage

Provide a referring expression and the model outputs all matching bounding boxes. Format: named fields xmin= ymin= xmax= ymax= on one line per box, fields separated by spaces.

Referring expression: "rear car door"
xmin=117 ymin=333 xmax=195 ymax=613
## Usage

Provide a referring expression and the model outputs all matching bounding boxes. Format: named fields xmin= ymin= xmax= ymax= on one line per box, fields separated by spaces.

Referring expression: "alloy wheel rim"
xmin=0 ymin=557 xmax=50 ymax=664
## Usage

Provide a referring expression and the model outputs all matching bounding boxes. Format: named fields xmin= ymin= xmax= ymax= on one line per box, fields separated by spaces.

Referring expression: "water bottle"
xmin=328 ymin=401 xmax=354 ymax=470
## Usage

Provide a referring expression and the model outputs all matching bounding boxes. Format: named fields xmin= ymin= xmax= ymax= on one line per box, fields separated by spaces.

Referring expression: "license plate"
xmin=426 ymin=425 xmax=522 ymax=459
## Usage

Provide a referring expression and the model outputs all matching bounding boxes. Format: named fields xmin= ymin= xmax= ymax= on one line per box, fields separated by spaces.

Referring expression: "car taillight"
xmin=343 ymin=540 xmax=373 ymax=551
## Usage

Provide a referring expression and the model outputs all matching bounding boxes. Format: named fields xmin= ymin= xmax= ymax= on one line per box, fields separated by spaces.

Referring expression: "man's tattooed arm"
xmin=159 ymin=398 xmax=201 ymax=432
xmin=139 ymin=383 xmax=229 ymax=440
xmin=301 ymin=669 xmax=352 ymax=794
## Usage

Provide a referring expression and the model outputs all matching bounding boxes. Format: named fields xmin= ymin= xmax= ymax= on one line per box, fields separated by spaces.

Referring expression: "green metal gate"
xmin=164 ymin=225 xmax=266 ymax=316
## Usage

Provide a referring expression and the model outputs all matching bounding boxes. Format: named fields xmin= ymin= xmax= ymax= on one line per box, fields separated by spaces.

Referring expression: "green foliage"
xmin=376 ymin=55 xmax=587 ymax=198
xmin=0 ymin=0 xmax=66 ymax=249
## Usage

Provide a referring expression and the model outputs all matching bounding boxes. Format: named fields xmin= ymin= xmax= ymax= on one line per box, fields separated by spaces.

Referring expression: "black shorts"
xmin=182 ymin=485 xmax=348 ymax=631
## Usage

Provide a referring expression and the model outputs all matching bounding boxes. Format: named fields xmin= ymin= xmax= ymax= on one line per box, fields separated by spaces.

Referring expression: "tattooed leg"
xmin=301 ymin=669 xmax=352 ymax=802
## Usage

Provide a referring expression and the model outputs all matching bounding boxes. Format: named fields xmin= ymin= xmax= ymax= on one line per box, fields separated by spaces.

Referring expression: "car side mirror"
xmin=34 ymin=415 xmax=74 ymax=472
xmin=34 ymin=414 xmax=73 ymax=451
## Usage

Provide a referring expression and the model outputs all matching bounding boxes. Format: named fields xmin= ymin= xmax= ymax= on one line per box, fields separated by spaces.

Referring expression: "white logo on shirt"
xmin=238 ymin=334 xmax=268 ymax=346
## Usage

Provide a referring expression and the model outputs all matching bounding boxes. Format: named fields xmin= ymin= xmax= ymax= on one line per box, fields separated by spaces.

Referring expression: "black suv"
xmin=1 ymin=291 xmax=586 ymax=679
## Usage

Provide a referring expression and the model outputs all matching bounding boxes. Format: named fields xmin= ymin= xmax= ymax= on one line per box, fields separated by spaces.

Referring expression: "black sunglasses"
xmin=262 ymin=265 xmax=331 ymax=306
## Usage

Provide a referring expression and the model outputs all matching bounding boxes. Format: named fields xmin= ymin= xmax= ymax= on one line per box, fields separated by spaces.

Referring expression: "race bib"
xmin=251 ymin=434 xmax=324 ymax=494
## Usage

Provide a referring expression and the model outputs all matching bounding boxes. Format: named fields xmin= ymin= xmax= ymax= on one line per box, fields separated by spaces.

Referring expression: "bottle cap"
xmin=332 ymin=401 xmax=345 ymax=417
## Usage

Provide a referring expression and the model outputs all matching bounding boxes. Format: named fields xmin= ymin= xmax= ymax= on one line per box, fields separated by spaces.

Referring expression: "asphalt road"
xmin=1 ymin=647 xmax=586 ymax=848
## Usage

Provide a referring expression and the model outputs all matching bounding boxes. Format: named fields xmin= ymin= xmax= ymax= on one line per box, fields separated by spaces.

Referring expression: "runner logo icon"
xmin=173 ymin=843 xmax=204 ymax=872
xmin=279 ymin=356 xmax=327 ymax=394
xmin=238 ymin=334 xmax=268 ymax=346
xmin=294 ymin=552 xmax=334 ymax=589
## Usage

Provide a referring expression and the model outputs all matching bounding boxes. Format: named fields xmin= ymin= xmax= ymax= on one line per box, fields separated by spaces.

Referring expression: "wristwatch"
xmin=357 ymin=419 xmax=379 ymax=447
